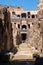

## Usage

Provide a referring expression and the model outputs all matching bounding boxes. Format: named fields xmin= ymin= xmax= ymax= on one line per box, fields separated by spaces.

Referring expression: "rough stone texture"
xmin=0 ymin=0 xmax=43 ymax=57
xmin=10 ymin=43 xmax=38 ymax=61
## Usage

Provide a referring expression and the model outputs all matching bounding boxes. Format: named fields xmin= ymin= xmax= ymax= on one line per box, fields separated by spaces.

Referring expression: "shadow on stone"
xmin=34 ymin=54 xmax=43 ymax=65
xmin=0 ymin=54 xmax=10 ymax=63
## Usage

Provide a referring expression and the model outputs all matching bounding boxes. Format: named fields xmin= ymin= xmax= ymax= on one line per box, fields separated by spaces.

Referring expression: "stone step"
xmin=19 ymin=43 xmax=26 ymax=46
xmin=18 ymin=48 xmax=33 ymax=51
xmin=18 ymin=43 xmax=37 ymax=54
xmin=15 ymin=51 xmax=34 ymax=54
xmin=9 ymin=43 xmax=39 ymax=61
xmin=19 ymin=43 xmax=31 ymax=48
xmin=18 ymin=49 xmax=36 ymax=54
xmin=13 ymin=50 xmax=34 ymax=60
xmin=14 ymin=54 xmax=33 ymax=60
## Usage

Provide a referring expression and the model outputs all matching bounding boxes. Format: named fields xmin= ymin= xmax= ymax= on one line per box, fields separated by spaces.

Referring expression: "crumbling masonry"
xmin=0 ymin=0 xmax=43 ymax=56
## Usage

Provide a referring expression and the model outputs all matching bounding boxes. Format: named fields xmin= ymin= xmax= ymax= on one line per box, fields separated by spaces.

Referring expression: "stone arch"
xmin=21 ymin=13 xmax=26 ymax=18
xmin=32 ymin=15 xmax=35 ymax=18
xmin=22 ymin=25 xmax=27 ymax=29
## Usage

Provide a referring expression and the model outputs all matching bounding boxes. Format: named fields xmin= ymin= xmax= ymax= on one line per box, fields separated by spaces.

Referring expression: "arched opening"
xmin=12 ymin=12 xmax=15 ymax=15
xmin=21 ymin=13 xmax=26 ymax=18
xmin=28 ymin=12 xmax=30 ymax=15
xmin=17 ymin=15 xmax=20 ymax=18
xmin=22 ymin=25 xmax=27 ymax=29
xmin=32 ymin=15 xmax=35 ymax=18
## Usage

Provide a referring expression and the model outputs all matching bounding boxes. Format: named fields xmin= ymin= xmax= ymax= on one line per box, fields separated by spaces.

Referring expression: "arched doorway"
xmin=21 ymin=13 xmax=26 ymax=18
xmin=22 ymin=25 xmax=27 ymax=29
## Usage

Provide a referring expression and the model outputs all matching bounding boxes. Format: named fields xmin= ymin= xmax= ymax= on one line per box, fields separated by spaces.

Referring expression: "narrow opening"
xmin=28 ymin=15 xmax=30 ymax=18
xmin=35 ymin=48 xmax=37 ymax=50
xmin=38 ymin=23 xmax=40 ymax=28
xmin=28 ymin=24 xmax=30 ymax=28
xmin=28 ymin=12 xmax=30 ymax=15
xmin=14 ymin=23 xmax=16 ymax=27
xmin=21 ymin=34 xmax=27 ymax=41
xmin=0 ymin=18 xmax=2 ymax=26
xmin=18 ymin=24 xmax=20 ymax=28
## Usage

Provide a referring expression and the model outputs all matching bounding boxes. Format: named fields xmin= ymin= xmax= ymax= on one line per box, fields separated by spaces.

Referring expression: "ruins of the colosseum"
xmin=0 ymin=0 xmax=43 ymax=60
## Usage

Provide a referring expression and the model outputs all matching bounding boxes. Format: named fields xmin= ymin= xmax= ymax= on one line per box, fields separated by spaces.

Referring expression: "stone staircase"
xmin=11 ymin=43 xmax=39 ymax=61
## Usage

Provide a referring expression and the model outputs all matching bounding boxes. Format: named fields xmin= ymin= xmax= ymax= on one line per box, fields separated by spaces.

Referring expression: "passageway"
xmin=21 ymin=33 xmax=27 ymax=41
